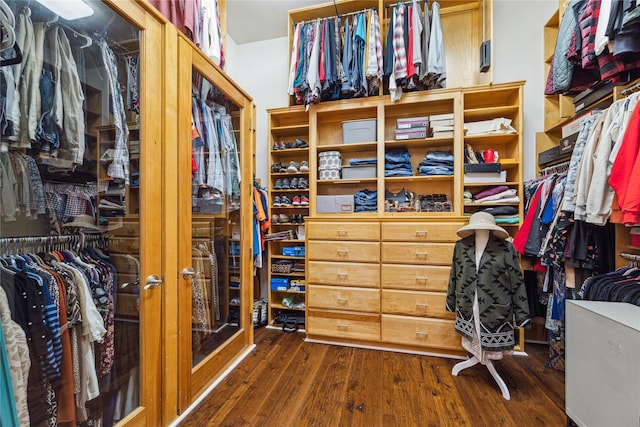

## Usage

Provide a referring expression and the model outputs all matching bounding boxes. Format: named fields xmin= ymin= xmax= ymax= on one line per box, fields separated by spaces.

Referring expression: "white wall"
xmin=225 ymin=37 xmax=291 ymax=184
xmin=227 ymin=0 xmax=559 ymax=182
xmin=492 ymin=0 xmax=557 ymax=180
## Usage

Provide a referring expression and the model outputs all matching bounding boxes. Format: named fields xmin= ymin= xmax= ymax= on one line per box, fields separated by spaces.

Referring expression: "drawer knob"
xmin=337 ymin=323 xmax=349 ymax=329
xmin=415 ymin=230 xmax=428 ymax=237
xmin=337 ymin=249 xmax=348 ymax=256
xmin=337 ymin=297 xmax=348 ymax=304
xmin=416 ymin=276 xmax=428 ymax=282
xmin=336 ymin=229 xmax=348 ymax=236
xmin=337 ymin=272 xmax=348 ymax=279
xmin=415 ymin=331 xmax=429 ymax=336
xmin=415 ymin=252 xmax=428 ymax=258
xmin=416 ymin=303 xmax=429 ymax=308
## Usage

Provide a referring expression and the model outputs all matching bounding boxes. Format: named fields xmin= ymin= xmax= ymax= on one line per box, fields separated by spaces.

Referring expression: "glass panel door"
xmin=176 ymin=36 xmax=253 ymax=410
xmin=0 ymin=1 xmax=163 ymax=425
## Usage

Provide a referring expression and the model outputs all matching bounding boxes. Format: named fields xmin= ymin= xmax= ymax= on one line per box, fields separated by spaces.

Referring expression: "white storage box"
xmin=316 ymin=195 xmax=354 ymax=214
xmin=319 ymin=169 xmax=341 ymax=180
xmin=341 ymin=165 xmax=376 ymax=179
xmin=463 ymin=171 xmax=507 ymax=184
xmin=342 ymin=119 xmax=377 ymax=144
xmin=318 ymin=151 xmax=342 ymax=170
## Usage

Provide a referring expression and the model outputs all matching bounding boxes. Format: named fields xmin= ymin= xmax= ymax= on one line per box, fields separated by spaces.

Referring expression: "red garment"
xmin=609 ymin=102 xmax=640 ymax=225
xmin=148 ymin=0 xmax=185 ymax=33
xmin=513 ymin=186 xmax=543 ymax=254
xmin=406 ymin=6 xmax=416 ymax=78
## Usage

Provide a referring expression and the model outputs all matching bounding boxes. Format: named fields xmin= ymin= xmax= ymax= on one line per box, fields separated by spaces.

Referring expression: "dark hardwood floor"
xmin=179 ymin=327 xmax=566 ymax=427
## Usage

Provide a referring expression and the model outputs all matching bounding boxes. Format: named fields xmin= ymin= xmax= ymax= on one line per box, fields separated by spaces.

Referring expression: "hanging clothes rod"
xmin=619 ymin=80 xmax=640 ymax=97
xmin=620 ymin=252 xmax=640 ymax=262
xmin=294 ymin=8 xmax=376 ymax=26
xmin=0 ymin=233 xmax=106 ymax=256
xmin=538 ymin=160 xmax=570 ymax=176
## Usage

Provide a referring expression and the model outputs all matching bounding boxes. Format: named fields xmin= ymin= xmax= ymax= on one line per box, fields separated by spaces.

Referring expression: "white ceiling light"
xmin=35 ymin=0 xmax=94 ymax=21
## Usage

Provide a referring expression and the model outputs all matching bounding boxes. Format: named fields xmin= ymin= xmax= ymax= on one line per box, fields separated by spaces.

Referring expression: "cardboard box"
xmin=342 ymin=119 xmax=377 ymax=144
xmin=463 ymin=171 xmax=507 ymax=184
xmin=397 ymin=117 xmax=429 ymax=129
xmin=316 ymin=195 xmax=354 ymax=214
xmin=341 ymin=165 xmax=377 ymax=179
xmin=562 ymin=110 xmax=596 ymax=138
xmin=394 ymin=127 xmax=428 ymax=140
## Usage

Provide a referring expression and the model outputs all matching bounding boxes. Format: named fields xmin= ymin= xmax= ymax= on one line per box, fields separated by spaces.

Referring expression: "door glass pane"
xmin=190 ymin=71 xmax=242 ymax=366
xmin=0 ymin=1 xmax=143 ymax=425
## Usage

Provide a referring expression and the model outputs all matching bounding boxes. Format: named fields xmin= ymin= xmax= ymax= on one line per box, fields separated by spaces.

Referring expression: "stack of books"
xmin=394 ymin=116 xmax=429 ymax=140
xmin=429 ymin=113 xmax=454 ymax=138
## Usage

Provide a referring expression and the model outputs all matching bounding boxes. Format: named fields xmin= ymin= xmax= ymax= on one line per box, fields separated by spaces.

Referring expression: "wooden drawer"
xmin=307 ymin=310 xmax=380 ymax=341
xmin=307 ymin=221 xmax=380 ymax=241
xmin=381 ymin=222 xmax=463 ymax=242
xmin=107 ymin=219 xmax=139 ymax=237
xmin=381 ymin=264 xmax=450 ymax=292
xmin=308 ymin=261 xmax=379 ymax=288
xmin=307 ymin=240 xmax=380 ymax=263
xmin=108 ymin=237 xmax=140 ymax=254
xmin=192 ymin=221 xmax=212 ymax=237
xmin=381 ymin=242 xmax=453 ymax=265
xmin=309 ymin=285 xmax=379 ymax=312
xmin=381 ymin=290 xmax=454 ymax=319
xmin=381 ymin=315 xmax=462 ymax=351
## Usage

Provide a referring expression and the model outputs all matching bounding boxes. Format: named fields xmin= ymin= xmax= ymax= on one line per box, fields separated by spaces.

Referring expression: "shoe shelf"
xmin=267 ymin=106 xmax=310 ymax=331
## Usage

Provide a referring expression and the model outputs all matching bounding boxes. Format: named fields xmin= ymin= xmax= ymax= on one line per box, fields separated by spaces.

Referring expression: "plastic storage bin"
xmin=342 ymin=119 xmax=377 ymax=144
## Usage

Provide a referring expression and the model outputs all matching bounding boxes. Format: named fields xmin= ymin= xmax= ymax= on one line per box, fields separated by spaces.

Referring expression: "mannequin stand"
xmin=452 ymin=357 xmax=510 ymax=400
xmin=450 ymin=228 xmax=511 ymax=400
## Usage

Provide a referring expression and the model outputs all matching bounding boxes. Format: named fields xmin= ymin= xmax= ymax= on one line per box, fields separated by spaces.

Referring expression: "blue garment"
xmin=424 ymin=151 xmax=454 ymax=162
xmin=385 ymin=169 xmax=413 ymax=177
xmin=349 ymin=158 xmax=377 ymax=166
xmin=341 ymin=16 xmax=353 ymax=94
xmin=354 ymin=189 xmax=377 ymax=212
xmin=0 ymin=317 xmax=19 ymax=427
xmin=385 ymin=148 xmax=411 ymax=164
xmin=418 ymin=166 xmax=453 ymax=175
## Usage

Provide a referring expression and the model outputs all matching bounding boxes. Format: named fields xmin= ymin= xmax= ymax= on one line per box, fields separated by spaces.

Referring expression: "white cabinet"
xmin=566 ymin=301 xmax=640 ymax=427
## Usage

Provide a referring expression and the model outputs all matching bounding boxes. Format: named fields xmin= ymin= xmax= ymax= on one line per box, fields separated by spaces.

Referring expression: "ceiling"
xmin=226 ymin=0 xmax=327 ymax=45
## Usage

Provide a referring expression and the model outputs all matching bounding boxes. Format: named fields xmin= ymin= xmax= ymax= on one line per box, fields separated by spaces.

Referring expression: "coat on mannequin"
xmin=446 ymin=212 xmax=530 ymax=399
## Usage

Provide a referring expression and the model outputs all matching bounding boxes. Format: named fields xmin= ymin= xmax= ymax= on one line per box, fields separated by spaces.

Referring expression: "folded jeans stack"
xmin=354 ymin=189 xmax=377 ymax=212
xmin=418 ymin=150 xmax=454 ymax=176
xmin=384 ymin=148 xmax=413 ymax=177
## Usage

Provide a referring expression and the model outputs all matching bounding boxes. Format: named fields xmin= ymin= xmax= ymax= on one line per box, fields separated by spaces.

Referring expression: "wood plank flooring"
xmin=178 ymin=328 xmax=566 ymax=427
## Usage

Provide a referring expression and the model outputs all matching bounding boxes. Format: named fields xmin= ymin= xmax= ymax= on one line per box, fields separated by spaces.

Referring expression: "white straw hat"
xmin=457 ymin=211 xmax=509 ymax=239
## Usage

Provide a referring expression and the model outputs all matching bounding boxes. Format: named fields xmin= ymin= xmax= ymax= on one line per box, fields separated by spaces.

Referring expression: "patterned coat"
xmin=446 ymin=234 xmax=530 ymax=351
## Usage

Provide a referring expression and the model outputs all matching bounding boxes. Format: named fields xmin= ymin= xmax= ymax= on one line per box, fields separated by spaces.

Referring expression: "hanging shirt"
xmin=427 ymin=1 xmax=446 ymax=88
xmin=288 ymin=23 xmax=302 ymax=95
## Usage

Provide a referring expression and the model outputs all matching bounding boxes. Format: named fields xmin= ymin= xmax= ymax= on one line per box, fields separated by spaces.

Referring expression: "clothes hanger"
xmin=0 ymin=11 xmax=15 ymax=51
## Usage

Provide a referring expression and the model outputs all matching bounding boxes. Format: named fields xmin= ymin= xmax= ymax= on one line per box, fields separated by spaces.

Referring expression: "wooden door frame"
xmin=100 ymin=1 xmax=166 ymax=426
xmin=174 ymin=35 xmax=255 ymax=416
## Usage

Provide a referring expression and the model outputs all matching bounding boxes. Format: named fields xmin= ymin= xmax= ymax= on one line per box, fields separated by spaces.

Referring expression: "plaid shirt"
xmin=393 ymin=4 xmax=408 ymax=80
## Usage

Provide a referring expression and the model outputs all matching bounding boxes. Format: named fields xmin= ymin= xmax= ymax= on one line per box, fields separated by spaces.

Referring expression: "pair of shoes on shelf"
xmin=291 ymin=195 xmax=310 ymax=206
xmin=271 ymin=162 xmax=287 ymax=173
xmin=293 ymin=139 xmax=308 ymax=148
xmin=274 ymin=178 xmax=291 ymax=189
xmin=275 ymin=195 xmax=292 ymax=206
xmin=287 ymin=161 xmax=300 ymax=172
xmin=272 ymin=139 xmax=309 ymax=150
xmin=290 ymin=214 xmax=305 ymax=223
